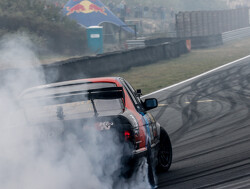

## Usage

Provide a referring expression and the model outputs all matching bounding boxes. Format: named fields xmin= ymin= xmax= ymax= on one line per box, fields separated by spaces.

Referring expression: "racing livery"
xmin=19 ymin=77 xmax=172 ymax=186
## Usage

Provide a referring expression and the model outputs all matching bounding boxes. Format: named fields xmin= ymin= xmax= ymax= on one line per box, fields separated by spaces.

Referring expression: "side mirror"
xmin=144 ymin=98 xmax=158 ymax=111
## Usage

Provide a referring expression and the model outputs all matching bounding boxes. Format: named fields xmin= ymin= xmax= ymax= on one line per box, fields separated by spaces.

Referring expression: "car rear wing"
xmin=21 ymin=87 xmax=125 ymax=106
xmin=20 ymin=87 xmax=126 ymax=118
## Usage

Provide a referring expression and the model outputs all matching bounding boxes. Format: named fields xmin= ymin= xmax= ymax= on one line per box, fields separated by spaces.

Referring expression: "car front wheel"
xmin=157 ymin=127 xmax=172 ymax=172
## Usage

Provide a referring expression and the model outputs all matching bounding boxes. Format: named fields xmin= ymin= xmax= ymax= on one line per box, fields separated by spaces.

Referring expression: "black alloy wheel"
xmin=157 ymin=127 xmax=172 ymax=172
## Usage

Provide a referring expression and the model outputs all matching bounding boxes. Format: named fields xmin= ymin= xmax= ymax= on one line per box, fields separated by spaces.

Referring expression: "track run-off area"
xmin=144 ymin=55 xmax=250 ymax=188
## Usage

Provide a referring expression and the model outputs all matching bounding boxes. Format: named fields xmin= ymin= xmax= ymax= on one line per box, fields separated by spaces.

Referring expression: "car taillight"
xmin=124 ymin=131 xmax=131 ymax=141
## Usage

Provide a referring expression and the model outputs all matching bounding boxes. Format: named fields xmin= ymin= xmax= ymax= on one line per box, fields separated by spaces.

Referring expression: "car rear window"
xmin=21 ymin=82 xmax=125 ymax=122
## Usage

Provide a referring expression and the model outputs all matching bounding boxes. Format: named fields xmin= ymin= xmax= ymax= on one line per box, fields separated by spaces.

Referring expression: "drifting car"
xmin=19 ymin=77 xmax=172 ymax=186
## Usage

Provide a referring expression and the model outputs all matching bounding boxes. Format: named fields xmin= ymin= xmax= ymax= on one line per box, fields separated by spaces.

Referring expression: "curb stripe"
xmin=143 ymin=55 xmax=250 ymax=98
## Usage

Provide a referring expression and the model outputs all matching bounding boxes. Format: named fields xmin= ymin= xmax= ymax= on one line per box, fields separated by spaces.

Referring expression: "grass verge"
xmin=112 ymin=37 xmax=250 ymax=94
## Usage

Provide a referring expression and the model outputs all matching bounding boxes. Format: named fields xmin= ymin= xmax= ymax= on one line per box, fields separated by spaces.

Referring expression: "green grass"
xmin=112 ymin=38 xmax=250 ymax=94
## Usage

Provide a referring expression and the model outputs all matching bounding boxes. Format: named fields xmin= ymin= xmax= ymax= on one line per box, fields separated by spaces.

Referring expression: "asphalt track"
xmin=146 ymin=55 xmax=250 ymax=188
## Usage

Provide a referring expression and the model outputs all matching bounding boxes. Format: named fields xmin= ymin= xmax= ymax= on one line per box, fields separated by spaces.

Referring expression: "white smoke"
xmin=0 ymin=34 xmax=151 ymax=189
xmin=0 ymin=33 xmax=40 ymax=69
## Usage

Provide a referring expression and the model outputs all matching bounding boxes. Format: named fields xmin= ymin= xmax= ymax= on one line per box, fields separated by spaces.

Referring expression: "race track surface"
xmin=148 ymin=56 xmax=250 ymax=188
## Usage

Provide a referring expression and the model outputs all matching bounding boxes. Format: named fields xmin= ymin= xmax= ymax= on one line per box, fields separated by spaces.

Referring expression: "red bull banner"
xmin=63 ymin=0 xmax=133 ymax=33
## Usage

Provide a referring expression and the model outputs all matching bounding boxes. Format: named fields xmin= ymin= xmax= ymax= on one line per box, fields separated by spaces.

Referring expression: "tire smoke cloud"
xmin=0 ymin=34 xmax=151 ymax=189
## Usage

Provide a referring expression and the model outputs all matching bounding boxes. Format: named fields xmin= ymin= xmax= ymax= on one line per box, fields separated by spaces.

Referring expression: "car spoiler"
xmin=22 ymin=87 xmax=125 ymax=104
xmin=21 ymin=87 xmax=125 ymax=117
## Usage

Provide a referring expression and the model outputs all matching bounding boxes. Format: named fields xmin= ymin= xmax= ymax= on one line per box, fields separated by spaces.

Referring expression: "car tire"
xmin=157 ymin=127 xmax=172 ymax=172
xmin=147 ymin=140 xmax=157 ymax=188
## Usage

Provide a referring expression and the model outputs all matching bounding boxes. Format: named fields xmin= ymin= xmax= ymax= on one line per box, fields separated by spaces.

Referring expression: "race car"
xmin=19 ymin=77 xmax=172 ymax=186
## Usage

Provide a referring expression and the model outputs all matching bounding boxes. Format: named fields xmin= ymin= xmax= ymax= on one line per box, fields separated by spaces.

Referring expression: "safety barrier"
xmin=0 ymin=40 xmax=188 ymax=91
xmin=42 ymin=40 xmax=188 ymax=84
xmin=126 ymin=40 xmax=146 ymax=49
xmin=190 ymin=34 xmax=223 ymax=49
xmin=222 ymin=27 xmax=250 ymax=43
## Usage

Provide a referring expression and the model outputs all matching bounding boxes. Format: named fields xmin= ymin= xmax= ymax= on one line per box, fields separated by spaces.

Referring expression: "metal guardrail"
xmin=126 ymin=26 xmax=250 ymax=49
xmin=222 ymin=27 xmax=250 ymax=43
xmin=126 ymin=39 xmax=146 ymax=49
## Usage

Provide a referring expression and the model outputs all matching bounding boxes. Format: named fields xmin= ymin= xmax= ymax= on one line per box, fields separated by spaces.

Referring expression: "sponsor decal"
xmin=66 ymin=0 xmax=107 ymax=16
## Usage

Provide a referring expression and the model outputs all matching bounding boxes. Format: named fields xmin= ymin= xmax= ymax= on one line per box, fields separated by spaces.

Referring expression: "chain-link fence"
xmin=176 ymin=7 xmax=249 ymax=38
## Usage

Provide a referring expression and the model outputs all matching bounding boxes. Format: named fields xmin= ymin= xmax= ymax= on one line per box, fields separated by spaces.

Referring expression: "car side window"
xmin=121 ymin=79 xmax=145 ymax=113
xmin=125 ymin=81 xmax=143 ymax=104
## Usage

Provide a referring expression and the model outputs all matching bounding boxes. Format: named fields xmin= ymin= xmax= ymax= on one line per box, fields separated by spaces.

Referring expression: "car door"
xmin=120 ymin=79 xmax=158 ymax=146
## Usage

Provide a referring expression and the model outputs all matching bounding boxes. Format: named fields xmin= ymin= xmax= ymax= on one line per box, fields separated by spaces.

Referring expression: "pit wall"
xmin=0 ymin=40 xmax=188 ymax=93
xmin=144 ymin=34 xmax=223 ymax=49
xmin=42 ymin=40 xmax=188 ymax=83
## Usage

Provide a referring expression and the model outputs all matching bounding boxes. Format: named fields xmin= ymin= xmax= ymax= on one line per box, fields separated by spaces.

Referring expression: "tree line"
xmin=0 ymin=0 xmax=87 ymax=55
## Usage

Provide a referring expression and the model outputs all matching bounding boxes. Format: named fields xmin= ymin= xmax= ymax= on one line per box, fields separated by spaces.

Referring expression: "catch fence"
xmin=176 ymin=7 xmax=249 ymax=38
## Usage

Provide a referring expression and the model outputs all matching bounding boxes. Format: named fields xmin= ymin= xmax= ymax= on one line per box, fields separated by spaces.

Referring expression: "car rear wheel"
xmin=147 ymin=141 xmax=157 ymax=188
xmin=157 ymin=127 xmax=172 ymax=172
